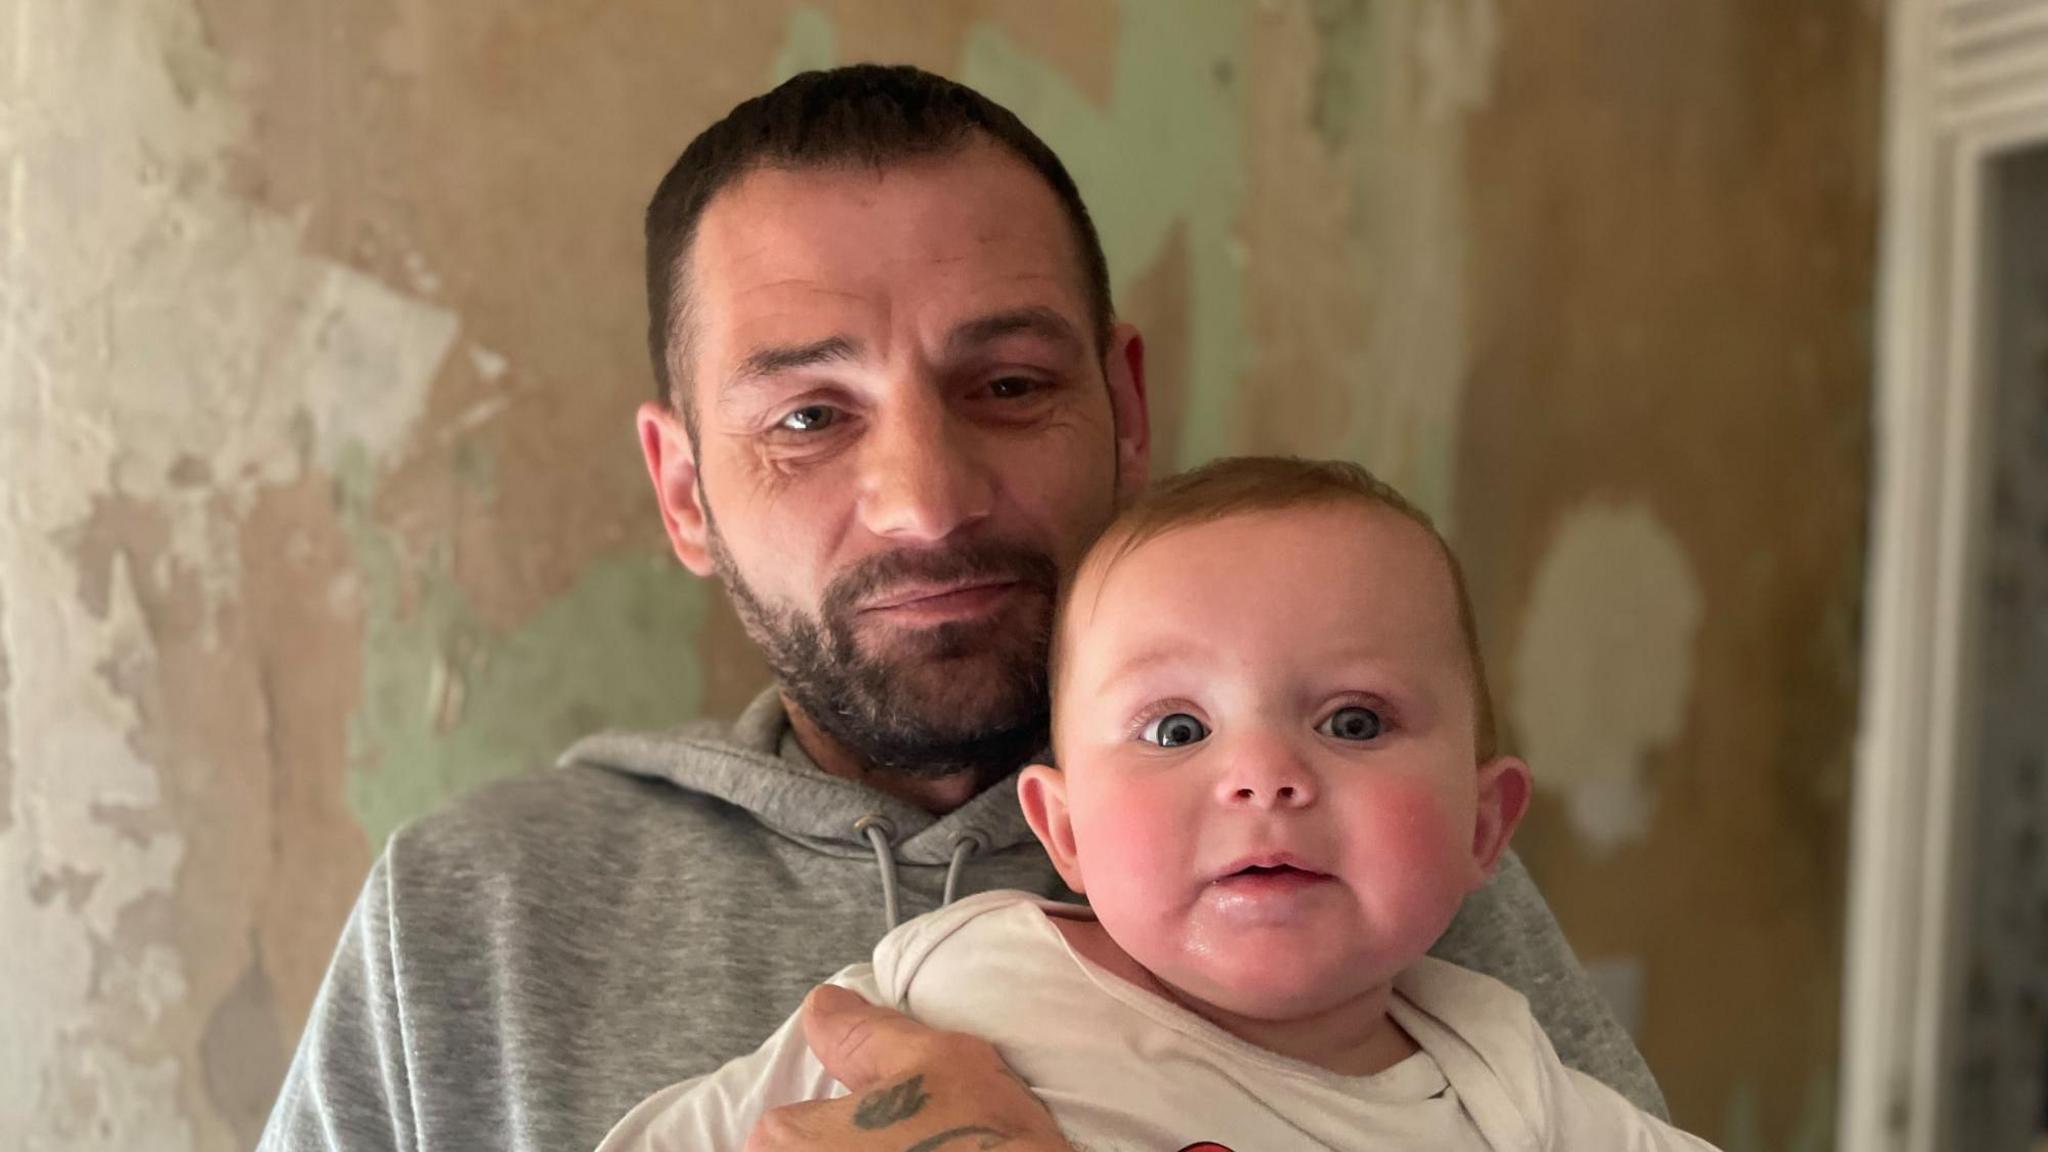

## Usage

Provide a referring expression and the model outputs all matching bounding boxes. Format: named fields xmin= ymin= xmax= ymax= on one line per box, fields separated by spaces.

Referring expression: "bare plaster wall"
xmin=0 ymin=2 xmax=1879 ymax=1148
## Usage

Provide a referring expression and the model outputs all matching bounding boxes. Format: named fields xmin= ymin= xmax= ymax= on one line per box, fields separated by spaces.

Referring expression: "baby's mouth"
xmin=1211 ymin=865 xmax=1335 ymax=902
xmin=1214 ymin=854 xmax=1334 ymax=887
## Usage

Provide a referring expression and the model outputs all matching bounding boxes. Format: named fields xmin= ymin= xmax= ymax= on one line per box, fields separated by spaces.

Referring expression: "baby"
xmin=597 ymin=455 xmax=1719 ymax=1151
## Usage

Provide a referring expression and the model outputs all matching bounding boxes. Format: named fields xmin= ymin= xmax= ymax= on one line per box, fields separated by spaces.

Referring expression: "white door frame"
xmin=1839 ymin=3 xmax=2048 ymax=1151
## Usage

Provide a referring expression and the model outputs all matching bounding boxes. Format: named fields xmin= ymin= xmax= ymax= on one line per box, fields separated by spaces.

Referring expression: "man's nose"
xmin=854 ymin=391 xmax=994 ymax=542
xmin=1215 ymin=733 xmax=1319 ymax=810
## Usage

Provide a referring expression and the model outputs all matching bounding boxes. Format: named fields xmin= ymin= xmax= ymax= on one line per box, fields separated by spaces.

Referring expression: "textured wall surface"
xmin=0 ymin=2 xmax=1880 ymax=1149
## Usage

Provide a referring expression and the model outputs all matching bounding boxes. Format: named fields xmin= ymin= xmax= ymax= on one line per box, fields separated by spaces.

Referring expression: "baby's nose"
xmin=1229 ymin=781 xmax=1308 ymax=805
xmin=1216 ymin=744 xmax=1318 ymax=809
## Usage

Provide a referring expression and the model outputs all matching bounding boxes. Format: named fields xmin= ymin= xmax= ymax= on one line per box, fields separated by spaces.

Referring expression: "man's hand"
xmin=743 ymin=985 xmax=1072 ymax=1152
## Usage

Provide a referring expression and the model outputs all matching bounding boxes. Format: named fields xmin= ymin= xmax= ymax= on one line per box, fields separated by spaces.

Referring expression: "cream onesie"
xmin=595 ymin=890 xmax=1718 ymax=1152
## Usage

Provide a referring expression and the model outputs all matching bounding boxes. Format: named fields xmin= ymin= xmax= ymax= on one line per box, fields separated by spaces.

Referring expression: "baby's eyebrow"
xmin=1099 ymin=646 xmax=1192 ymax=682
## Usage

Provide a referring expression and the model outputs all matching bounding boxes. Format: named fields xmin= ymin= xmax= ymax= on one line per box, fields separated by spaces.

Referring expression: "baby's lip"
xmin=1212 ymin=851 xmax=1330 ymax=881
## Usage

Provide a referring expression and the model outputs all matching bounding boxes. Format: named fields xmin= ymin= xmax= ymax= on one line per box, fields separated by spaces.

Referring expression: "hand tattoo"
xmin=900 ymin=1126 xmax=1010 ymax=1152
xmin=854 ymin=1074 xmax=931 ymax=1130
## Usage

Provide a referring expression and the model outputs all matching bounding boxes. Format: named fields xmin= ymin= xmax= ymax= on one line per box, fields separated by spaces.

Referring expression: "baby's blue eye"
xmin=1141 ymin=713 xmax=1209 ymax=748
xmin=1319 ymin=706 xmax=1383 ymax=742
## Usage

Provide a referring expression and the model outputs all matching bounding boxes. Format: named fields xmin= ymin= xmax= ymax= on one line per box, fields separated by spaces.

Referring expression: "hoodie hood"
xmin=556 ymin=688 xmax=1047 ymax=868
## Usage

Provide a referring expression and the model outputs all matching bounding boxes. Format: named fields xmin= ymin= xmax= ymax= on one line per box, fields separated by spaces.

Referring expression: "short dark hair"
xmin=1050 ymin=456 xmax=1502 ymax=761
xmin=644 ymin=64 xmax=1115 ymax=415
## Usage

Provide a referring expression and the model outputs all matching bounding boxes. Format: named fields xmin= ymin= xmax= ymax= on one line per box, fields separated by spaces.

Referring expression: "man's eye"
xmin=987 ymin=376 xmax=1039 ymax=399
xmin=777 ymin=406 xmax=839 ymax=432
xmin=1140 ymin=712 xmax=1209 ymax=748
xmin=1317 ymin=706 xmax=1383 ymax=742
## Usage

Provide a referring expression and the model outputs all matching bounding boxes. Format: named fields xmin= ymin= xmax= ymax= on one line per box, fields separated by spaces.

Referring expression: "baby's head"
xmin=1019 ymin=456 xmax=1531 ymax=1027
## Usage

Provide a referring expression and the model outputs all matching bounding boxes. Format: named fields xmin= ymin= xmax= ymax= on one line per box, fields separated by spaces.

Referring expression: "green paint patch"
xmin=337 ymin=452 xmax=708 ymax=847
xmin=765 ymin=3 xmax=1254 ymax=470
xmin=961 ymin=0 xmax=1251 ymax=468
xmin=772 ymin=6 xmax=837 ymax=84
xmin=327 ymin=2 xmax=1268 ymax=847
xmin=1308 ymin=0 xmax=1376 ymax=150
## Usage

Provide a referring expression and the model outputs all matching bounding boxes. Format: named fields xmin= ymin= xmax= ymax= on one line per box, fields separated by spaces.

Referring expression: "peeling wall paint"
xmin=5 ymin=0 xmax=350 ymax=1144
xmin=1456 ymin=1 xmax=1877 ymax=1142
xmin=1511 ymin=501 xmax=1703 ymax=855
xmin=958 ymin=0 xmax=1251 ymax=470
xmin=0 ymin=2 xmax=1880 ymax=1149
xmin=286 ymin=266 xmax=460 ymax=477
xmin=4 ymin=0 xmax=708 ymax=1144
xmin=1238 ymin=0 xmax=1497 ymax=524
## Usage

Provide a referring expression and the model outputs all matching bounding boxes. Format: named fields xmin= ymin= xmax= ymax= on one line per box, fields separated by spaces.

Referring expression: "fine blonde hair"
xmin=1050 ymin=455 xmax=1500 ymax=760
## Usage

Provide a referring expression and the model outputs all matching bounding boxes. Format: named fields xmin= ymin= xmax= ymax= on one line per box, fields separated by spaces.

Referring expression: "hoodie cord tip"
xmin=942 ymin=832 xmax=985 ymax=907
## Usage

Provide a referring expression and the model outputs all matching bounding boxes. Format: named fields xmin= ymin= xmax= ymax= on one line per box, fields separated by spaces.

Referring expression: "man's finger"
xmin=740 ymin=1095 xmax=833 ymax=1152
xmin=801 ymin=984 xmax=920 ymax=1090
xmin=758 ymin=986 xmax=1069 ymax=1152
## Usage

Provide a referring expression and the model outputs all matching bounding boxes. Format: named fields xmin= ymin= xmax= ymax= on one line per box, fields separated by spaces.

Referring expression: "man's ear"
xmin=1018 ymin=764 xmax=1086 ymax=894
xmin=1104 ymin=322 xmax=1150 ymax=508
xmin=637 ymin=400 xmax=715 ymax=575
xmin=1470 ymin=756 xmax=1532 ymax=882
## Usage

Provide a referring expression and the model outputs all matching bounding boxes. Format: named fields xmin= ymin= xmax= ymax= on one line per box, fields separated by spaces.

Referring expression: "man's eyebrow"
xmin=730 ymin=335 xmax=859 ymax=385
xmin=945 ymin=307 xmax=1085 ymax=358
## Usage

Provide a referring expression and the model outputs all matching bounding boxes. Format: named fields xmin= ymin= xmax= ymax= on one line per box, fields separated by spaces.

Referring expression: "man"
xmin=260 ymin=65 xmax=1660 ymax=1152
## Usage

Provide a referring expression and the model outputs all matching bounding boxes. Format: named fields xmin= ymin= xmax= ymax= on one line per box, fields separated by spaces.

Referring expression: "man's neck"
xmin=782 ymin=694 xmax=988 ymax=814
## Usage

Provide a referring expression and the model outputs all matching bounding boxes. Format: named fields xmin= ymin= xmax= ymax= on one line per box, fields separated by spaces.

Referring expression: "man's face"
xmin=639 ymin=142 xmax=1148 ymax=778
xmin=1026 ymin=505 xmax=1526 ymax=1023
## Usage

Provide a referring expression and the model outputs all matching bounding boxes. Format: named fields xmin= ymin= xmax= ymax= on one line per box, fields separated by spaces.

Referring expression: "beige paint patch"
xmin=286 ymin=263 xmax=459 ymax=476
xmin=465 ymin=343 xmax=508 ymax=384
xmin=1509 ymin=501 xmax=1702 ymax=854
xmin=1414 ymin=0 xmax=1500 ymax=120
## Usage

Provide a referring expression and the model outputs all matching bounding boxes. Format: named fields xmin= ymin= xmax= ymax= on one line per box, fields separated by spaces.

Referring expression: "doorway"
xmin=1946 ymin=142 xmax=2048 ymax=1152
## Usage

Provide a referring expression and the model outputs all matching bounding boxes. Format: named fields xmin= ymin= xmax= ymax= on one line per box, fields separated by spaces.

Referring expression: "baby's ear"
xmin=1470 ymin=756 xmax=1532 ymax=882
xmin=1017 ymin=764 xmax=1086 ymax=894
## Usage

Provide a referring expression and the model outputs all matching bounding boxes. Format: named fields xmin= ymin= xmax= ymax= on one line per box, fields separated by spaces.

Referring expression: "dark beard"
xmin=707 ymin=520 xmax=1058 ymax=781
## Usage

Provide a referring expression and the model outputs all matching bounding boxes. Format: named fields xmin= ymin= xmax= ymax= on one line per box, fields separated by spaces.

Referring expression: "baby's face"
xmin=1030 ymin=503 xmax=1523 ymax=1024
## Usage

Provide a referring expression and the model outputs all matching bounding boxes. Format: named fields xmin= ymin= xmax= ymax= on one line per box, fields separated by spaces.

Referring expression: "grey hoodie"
xmin=258 ymin=691 xmax=1664 ymax=1152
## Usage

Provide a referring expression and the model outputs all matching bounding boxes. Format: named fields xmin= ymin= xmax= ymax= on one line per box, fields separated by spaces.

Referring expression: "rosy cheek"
xmin=1347 ymin=777 xmax=1472 ymax=878
xmin=1073 ymin=785 xmax=1159 ymax=863
xmin=1070 ymin=779 xmax=1182 ymax=887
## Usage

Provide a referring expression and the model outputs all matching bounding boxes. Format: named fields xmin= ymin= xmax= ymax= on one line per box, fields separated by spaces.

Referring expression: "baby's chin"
xmin=1150 ymin=944 xmax=1411 ymax=1027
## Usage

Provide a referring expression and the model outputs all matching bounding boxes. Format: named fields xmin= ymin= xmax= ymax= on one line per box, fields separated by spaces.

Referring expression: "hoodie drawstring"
xmin=942 ymin=832 xmax=985 ymax=907
xmin=854 ymin=815 xmax=901 ymax=932
xmin=853 ymin=818 xmax=987 ymax=933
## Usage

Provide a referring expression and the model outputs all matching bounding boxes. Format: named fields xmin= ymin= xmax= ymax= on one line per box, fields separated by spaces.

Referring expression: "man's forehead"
xmin=689 ymin=147 xmax=1088 ymax=326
